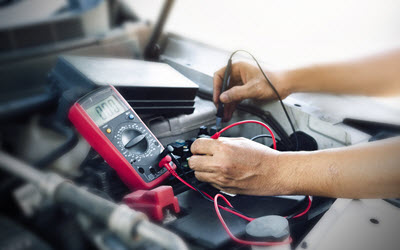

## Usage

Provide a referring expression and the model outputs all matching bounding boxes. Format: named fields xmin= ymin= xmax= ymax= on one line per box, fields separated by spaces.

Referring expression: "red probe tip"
xmin=211 ymin=132 xmax=220 ymax=139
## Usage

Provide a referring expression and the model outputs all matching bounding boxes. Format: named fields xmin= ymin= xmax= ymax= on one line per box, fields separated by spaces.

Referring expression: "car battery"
xmin=144 ymin=97 xmax=217 ymax=146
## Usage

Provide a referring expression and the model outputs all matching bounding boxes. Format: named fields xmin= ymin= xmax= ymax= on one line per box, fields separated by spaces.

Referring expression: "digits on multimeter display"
xmin=85 ymin=96 xmax=127 ymax=126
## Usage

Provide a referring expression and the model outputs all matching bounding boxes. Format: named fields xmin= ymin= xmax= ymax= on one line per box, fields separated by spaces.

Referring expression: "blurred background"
xmin=130 ymin=0 xmax=400 ymax=68
xmin=3 ymin=0 xmax=400 ymax=67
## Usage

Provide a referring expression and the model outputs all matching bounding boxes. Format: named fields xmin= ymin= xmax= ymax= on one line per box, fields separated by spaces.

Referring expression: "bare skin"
xmin=189 ymin=49 xmax=400 ymax=198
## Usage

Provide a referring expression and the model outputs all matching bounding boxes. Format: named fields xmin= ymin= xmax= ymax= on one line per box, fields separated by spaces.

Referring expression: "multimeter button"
xmin=106 ymin=128 xmax=112 ymax=134
xmin=128 ymin=114 xmax=134 ymax=120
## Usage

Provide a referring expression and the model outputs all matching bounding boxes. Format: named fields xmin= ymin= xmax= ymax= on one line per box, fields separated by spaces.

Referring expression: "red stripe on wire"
xmin=291 ymin=196 xmax=312 ymax=219
xmin=211 ymin=120 xmax=277 ymax=150
xmin=163 ymin=163 xmax=254 ymax=222
xmin=211 ymin=120 xmax=312 ymax=219
xmin=162 ymin=120 xmax=312 ymax=246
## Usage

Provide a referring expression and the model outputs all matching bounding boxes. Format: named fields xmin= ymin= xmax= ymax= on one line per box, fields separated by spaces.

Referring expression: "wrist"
xmin=273 ymin=151 xmax=308 ymax=195
xmin=274 ymin=70 xmax=296 ymax=98
xmin=259 ymin=150 xmax=300 ymax=196
xmin=277 ymin=150 xmax=338 ymax=197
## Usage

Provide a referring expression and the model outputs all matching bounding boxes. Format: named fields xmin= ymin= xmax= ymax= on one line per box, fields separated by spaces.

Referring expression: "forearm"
xmin=283 ymin=49 xmax=400 ymax=97
xmin=277 ymin=137 xmax=400 ymax=198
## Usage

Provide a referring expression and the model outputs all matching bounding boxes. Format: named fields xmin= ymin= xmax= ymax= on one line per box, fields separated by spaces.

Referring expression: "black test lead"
xmin=216 ymin=58 xmax=232 ymax=129
xmin=216 ymin=50 xmax=299 ymax=150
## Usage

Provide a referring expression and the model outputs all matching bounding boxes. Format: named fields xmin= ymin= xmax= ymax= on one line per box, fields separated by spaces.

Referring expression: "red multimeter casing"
xmin=68 ymin=85 xmax=174 ymax=190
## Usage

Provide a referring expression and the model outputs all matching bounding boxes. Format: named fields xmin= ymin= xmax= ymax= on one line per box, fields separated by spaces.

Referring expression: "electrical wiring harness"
xmin=160 ymin=120 xmax=312 ymax=246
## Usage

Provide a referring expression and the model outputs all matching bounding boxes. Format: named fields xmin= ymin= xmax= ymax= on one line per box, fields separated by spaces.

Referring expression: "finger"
xmin=190 ymin=138 xmax=217 ymax=155
xmin=220 ymin=85 xmax=248 ymax=103
xmin=188 ymin=155 xmax=216 ymax=172
xmin=229 ymin=61 xmax=246 ymax=80
xmin=213 ymin=66 xmax=227 ymax=105
xmin=214 ymin=63 xmax=245 ymax=105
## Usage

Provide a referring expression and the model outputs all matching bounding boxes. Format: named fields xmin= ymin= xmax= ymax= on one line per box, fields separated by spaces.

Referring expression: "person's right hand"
xmin=213 ymin=62 xmax=291 ymax=121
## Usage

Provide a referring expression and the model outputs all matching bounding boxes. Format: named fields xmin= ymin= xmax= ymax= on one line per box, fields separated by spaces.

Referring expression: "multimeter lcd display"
xmin=86 ymin=96 xmax=127 ymax=126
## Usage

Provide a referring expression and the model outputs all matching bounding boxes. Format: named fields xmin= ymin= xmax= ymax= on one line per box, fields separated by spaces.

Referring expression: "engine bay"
xmin=1 ymin=1 xmax=399 ymax=250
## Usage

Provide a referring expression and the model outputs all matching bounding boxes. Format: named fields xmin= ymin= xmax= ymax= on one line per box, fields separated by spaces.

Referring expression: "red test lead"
xmin=161 ymin=120 xmax=312 ymax=246
xmin=211 ymin=120 xmax=277 ymax=150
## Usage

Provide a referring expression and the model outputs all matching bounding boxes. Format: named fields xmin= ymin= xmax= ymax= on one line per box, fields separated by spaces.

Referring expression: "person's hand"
xmin=213 ymin=62 xmax=291 ymax=121
xmin=188 ymin=137 xmax=289 ymax=196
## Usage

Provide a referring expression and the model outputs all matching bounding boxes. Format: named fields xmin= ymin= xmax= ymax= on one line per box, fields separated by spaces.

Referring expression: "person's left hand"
xmin=188 ymin=137 xmax=285 ymax=196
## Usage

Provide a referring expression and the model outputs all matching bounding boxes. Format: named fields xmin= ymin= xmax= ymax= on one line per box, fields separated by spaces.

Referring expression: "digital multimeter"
xmin=68 ymin=85 xmax=173 ymax=190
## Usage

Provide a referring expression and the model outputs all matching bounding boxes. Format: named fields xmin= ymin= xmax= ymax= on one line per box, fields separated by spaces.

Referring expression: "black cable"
xmin=216 ymin=58 xmax=232 ymax=128
xmin=226 ymin=50 xmax=299 ymax=150
xmin=250 ymin=134 xmax=284 ymax=149
xmin=34 ymin=119 xmax=79 ymax=168
xmin=250 ymin=134 xmax=272 ymax=141
xmin=79 ymin=147 xmax=100 ymax=168
xmin=0 ymin=88 xmax=58 ymax=122
xmin=164 ymin=144 xmax=308 ymax=220
xmin=284 ymin=196 xmax=311 ymax=220
xmin=236 ymin=104 xmax=291 ymax=146
xmin=197 ymin=89 xmax=292 ymax=147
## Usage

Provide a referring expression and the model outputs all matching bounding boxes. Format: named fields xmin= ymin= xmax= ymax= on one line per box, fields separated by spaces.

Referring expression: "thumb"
xmin=220 ymin=85 xmax=248 ymax=103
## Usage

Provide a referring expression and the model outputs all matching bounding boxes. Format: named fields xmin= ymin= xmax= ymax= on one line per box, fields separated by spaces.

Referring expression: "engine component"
xmin=0 ymin=216 xmax=52 ymax=250
xmin=77 ymin=158 xmax=129 ymax=201
xmin=166 ymin=188 xmax=305 ymax=249
xmin=245 ymin=215 xmax=290 ymax=243
xmin=51 ymin=55 xmax=199 ymax=115
xmin=0 ymin=151 xmax=188 ymax=250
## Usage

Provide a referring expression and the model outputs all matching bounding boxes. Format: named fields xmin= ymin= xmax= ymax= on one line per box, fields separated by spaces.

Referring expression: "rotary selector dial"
xmin=115 ymin=123 xmax=158 ymax=163
xmin=122 ymin=129 xmax=148 ymax=154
